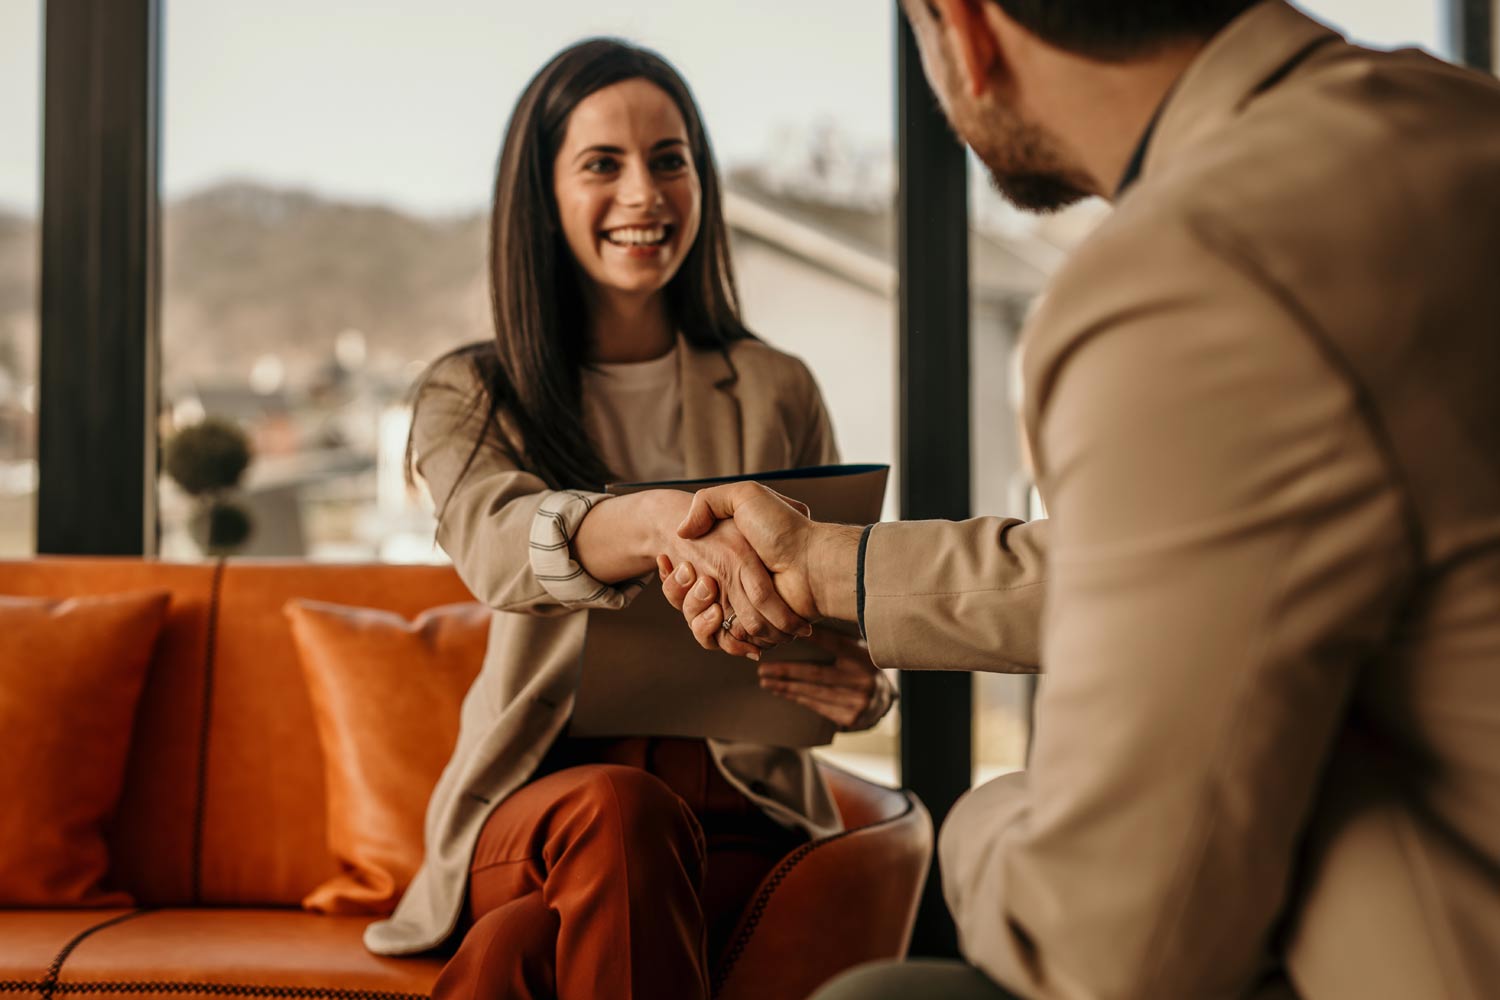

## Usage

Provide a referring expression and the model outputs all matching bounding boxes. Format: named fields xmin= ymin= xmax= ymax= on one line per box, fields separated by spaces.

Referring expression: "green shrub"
xmin=164 ymin=417 xmax=251 ymax=497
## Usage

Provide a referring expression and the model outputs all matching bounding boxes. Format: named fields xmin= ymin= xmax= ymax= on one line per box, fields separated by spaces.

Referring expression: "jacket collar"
xmin=677 ymin=332 xmax=744 ymax=478
xmin=1143 ymin=1 xmax=1340 ymax=182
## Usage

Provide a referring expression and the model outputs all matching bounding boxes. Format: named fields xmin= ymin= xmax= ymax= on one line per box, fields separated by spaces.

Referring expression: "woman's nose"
xmin=617 ymin=161 xmax=663 ymax=210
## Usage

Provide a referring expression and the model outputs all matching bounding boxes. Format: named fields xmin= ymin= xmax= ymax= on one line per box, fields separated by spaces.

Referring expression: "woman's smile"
xmin=601 ymin=222 xmax=676 ymax=257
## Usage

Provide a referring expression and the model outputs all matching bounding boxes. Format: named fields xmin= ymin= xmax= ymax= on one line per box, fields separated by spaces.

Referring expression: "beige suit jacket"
xmin=365 ymin=335 xmax=844 ymax=956
xmin=863 ymin=4 xmax=1500 ymax=998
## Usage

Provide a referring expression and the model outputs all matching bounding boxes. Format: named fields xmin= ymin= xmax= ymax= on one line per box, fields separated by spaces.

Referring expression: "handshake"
xmin=651 ymin=481 xmax=846 ymax=656
xmin=643 ymin=481 xmax=886 ymax=731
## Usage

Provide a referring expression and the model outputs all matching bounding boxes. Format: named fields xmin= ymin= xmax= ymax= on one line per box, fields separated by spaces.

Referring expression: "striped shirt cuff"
xmin=529 ymin=491 xmax=645 ymax=610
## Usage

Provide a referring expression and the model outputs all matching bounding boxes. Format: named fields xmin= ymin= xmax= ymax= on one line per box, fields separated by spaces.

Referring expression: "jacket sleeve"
xmin=938 ymin=232 xmax=1413 ymax=999
xmin=411 ymin=358 xmax=646 ymax=616
xmin=862 ymin=516 xmax=1048 ymax=673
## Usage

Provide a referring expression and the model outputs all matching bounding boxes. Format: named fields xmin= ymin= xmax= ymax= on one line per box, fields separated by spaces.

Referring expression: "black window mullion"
xmin=1450 ymin=0 xmax=1495 ymax=70
xmin=895 ymin=4 xmax=974 ymax=960
xmin=37 ymin=0 xmax=161 ymax=556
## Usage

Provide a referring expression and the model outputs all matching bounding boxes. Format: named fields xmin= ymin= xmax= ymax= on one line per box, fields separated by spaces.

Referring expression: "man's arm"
xmin=860 ymin=517 xmax=1048 ymax=672
xmin=944 ymin=243 xmax=1414 ymax=998
xmin=666 ymin=489 xmax=1048 ymax=672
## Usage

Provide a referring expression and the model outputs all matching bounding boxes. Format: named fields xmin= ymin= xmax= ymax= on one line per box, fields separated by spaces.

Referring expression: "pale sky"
xmin=0 ymin=1 xmax=1452 ymax=217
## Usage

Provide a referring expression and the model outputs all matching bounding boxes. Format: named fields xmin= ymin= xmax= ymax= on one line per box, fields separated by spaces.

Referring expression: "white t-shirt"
xmin=580 ymin=344 xmax=686 ymax=484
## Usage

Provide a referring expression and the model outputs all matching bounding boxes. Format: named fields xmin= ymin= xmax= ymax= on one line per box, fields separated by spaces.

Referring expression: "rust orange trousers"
xmin=430 ymin=737 xmax=804 ymax=1000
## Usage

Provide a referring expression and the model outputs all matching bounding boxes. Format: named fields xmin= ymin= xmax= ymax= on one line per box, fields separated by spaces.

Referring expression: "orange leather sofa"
xmin=1 ymin=558 xmax=933 ymax=1000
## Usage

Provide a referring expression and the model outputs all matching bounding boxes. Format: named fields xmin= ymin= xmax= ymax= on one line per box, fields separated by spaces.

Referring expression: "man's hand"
xmin=659 ymin=516 xmax=810 ymax=656
xmin=659 ymin=482 xmax=863 ymax=658
xmin=662 ymin=483 xmax=819 ymax=657
xmin=676 ymin=482 xmax=821 ymax=618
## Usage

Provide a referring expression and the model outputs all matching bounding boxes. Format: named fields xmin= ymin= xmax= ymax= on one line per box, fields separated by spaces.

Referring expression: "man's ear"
xmin=931 ymin=0 xmax=1003 ymax=98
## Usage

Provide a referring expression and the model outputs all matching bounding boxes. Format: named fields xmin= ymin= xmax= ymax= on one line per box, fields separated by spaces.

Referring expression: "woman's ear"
xmin=931 ymin=0 xmax=1004 ymax=99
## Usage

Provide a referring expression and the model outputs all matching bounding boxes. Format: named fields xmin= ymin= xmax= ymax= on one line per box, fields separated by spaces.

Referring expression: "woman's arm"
xmin=570 ymin=489 xmax=692 ymax=584
xmin=416 ymin=359 xmax=804 ymax=637
xmin=413 ymin=362 xmax=636 ymax=616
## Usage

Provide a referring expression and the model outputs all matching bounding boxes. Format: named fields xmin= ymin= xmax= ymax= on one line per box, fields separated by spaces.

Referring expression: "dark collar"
xmin=1114 ymin=107 xmax=1163 ymax=198
xmin=1119 ymin=2 xmax=1338 ymax=197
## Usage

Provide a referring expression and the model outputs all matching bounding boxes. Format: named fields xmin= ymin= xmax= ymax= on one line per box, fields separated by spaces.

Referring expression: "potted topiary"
xmin=162 ymin=417 xmax=256 ymax=556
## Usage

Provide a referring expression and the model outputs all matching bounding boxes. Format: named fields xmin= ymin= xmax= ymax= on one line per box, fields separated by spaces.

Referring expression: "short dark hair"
xmin=990 ymin=0 xmax=1260 ymax=58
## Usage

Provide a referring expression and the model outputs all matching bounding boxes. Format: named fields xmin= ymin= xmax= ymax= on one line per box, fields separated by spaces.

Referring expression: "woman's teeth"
xmin=604 ymin=226 xmax=669 ymax=247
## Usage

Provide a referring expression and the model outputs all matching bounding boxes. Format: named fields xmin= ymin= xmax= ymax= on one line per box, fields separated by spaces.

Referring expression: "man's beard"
xmin=985 ymin=164 xmax=1091 ymax=214
xmin=969 ymin=113 xmax=1092 ymax=214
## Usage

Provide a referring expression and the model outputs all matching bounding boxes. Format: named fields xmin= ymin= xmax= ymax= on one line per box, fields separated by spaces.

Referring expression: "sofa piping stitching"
xmin=42 ymin=911 xmax=150 ymax=1000
xmin=709 ymin=794 xmax=917 ymax=997
xmin=48 ymin=983 xmax=427 ymax=1000
xmin=31 ymin=912 xmax=429 ymax=1000
xmin=191 ymin=559 xmax=227 ymax=903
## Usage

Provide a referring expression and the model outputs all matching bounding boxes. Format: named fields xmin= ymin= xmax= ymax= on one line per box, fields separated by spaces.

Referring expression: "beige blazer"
xmin=365 ymin=335 xmax=844 ymax=956
xmin=864 ymin=4 xmax=1500 ymax=998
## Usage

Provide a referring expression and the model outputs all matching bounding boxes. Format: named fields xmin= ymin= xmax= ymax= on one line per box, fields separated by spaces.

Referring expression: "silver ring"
xmin=721 ymin=611 xmax=738 ymax=633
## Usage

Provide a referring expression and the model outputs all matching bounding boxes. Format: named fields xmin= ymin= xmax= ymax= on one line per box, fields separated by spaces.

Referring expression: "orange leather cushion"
xmin=285 ymin=599 xmax=489 ymax=915
xmin=52 ymin=908 xmax=444 ymax=996
xmin=0 ymin=591 xmax=170 ymax=906
xmin=0 ymin=559 xmax=221 ymax=907
xmin=199 ymin=563 xmax=473 ymax=907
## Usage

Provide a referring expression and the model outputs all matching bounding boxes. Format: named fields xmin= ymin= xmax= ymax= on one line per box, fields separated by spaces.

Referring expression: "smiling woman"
xmin=152 ymin=0 xmax=905 ymax=933
xmin=430 ymin=40 xmax=751 ymax=495
xmin=376 ymin=38 xmax=898 ymax=999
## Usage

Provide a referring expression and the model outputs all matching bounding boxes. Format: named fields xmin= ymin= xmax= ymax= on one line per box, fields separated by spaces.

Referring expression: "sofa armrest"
xmin=713 ymin=771 xmax=933 ymax=1000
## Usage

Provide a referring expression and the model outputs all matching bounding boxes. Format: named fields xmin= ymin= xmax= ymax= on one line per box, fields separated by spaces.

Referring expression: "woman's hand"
xmin=758 ymin=628 xmax=896 ymax=732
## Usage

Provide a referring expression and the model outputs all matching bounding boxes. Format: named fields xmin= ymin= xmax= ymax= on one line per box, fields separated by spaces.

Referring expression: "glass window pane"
xmin=0 ymin=2 xmax=40 ymax=558
xmin=162 ymin=0 xmax=898 ymax=783
xmin=1292 ymin=1 xmax=1446 ymax=55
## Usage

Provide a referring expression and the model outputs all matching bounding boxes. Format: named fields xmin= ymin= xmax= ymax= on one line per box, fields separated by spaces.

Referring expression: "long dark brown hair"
xmin=408 ymin=38 xmax=752 ymax=498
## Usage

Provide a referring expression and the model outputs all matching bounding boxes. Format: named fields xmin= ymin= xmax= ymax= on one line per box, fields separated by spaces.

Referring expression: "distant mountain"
xmin=0 ymin=183 xmax=493 ymax=389
xmin=0 ymin=175 xmax=1080 ymax=396
xmin=161 ymin=182 xmax=490 ymax=386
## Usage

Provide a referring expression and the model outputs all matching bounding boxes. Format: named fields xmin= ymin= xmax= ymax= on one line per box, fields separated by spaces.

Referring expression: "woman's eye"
xmin=585 ymin=156 xmax=619 ymax=175
xmin=653 ymin=152 xmax=688 ymax=173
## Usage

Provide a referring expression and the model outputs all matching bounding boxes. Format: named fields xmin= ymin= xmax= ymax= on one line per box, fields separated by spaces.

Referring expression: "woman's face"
xmin=552 ymin=78 xmax=702 ymax=301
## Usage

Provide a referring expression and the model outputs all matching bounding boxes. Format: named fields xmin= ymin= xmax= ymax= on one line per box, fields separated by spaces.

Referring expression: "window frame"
xmin=36 ymin=0 xmax=161 ymax=555
xmin=895 ymin=7 xmax=973 ymax=958
xmin=1452 ymin=0 xmax=1495 ymax=69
